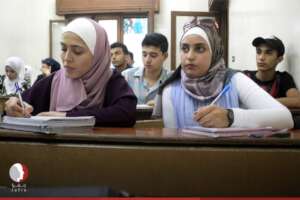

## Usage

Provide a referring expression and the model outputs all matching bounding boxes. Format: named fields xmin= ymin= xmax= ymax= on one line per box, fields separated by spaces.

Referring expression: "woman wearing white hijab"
xmin=5 ymin=18 xmax=137 ymax=127
xmin=2 ymin=56 xmax=26 ymax=95
xmin=153 ymin=18 xmax=294 ymax=129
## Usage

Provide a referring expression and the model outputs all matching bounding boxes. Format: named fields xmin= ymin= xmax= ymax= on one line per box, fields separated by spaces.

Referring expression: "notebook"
xmin=0 ymin=116 xmax=96 ymax=134
xmin=182 ymin=126 xmax=289 ymax=138
xmin=137 ymin=104 xmax=153 ymax=110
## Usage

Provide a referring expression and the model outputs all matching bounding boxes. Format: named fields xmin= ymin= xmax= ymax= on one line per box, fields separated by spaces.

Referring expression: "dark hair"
xmin=142 ymin=33 xmax=168 ymax=53
xmin=110 ymin=42 xmax=129 ymax=54
xmin=41 ymin=58 xmax=61 ymax=73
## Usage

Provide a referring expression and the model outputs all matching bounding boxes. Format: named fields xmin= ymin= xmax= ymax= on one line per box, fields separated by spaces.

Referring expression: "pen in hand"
xmin=209 ymin=84 xmax=231 ymax=105
xmin=15 ymin=82 xmax=25 ymax=114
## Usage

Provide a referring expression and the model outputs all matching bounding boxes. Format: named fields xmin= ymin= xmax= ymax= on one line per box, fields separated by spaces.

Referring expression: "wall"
xmin=229 ymin=0 xmax=300 ymax=87
xmin=0 ymin=0 xmax=63 ymax=81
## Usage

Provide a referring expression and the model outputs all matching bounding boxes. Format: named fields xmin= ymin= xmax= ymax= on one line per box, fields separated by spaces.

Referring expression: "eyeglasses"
xmin=183 ymin=17 xmax=219 ymax=33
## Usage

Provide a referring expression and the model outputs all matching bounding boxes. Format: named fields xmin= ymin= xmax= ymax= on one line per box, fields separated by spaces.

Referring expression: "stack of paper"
xmin=0 ymin=116 xmax=95 ymax=134
xmin=182 ymin=126 xmax=289 ymax=138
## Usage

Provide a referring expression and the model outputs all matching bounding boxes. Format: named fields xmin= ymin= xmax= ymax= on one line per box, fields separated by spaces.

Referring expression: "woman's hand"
xmin=37 ymin=111 xmax=66 ymax=117
xmin=4 ymin=97 xmax=33 ymax=117
xmin=193 ymin=105 xmax=229 ymax=128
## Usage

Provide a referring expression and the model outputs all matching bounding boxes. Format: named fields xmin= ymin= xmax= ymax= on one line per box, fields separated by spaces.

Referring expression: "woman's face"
xmin=60 ymin=32 xmax=93 ymax=79
xmin=180 ymin=34 xmax=212 ymax=78
xmin=41 ymin=63 xmax=51 ymax=76
xmin=5 ymin=66 xmax=18 ymax=80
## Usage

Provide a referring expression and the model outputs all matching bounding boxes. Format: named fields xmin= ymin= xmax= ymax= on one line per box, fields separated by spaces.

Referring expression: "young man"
xmin=122 ymin=33 xmax=170 ymax=105
xmin=244 ymin=36 xmax=300 ymax=108
xmin=127 ymin=51 xmax=134 ymax=66
xmin=110 ymin=42 xmax=132 ymax=72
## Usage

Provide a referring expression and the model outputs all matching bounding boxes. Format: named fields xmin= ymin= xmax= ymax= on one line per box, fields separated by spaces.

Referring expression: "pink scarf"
xmin=50 ymin=18 xmax=112 ymax=111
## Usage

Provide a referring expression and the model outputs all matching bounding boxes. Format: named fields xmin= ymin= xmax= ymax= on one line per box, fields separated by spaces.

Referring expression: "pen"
xmin=210 ymin=84 xmax=231 ymax=105
xmin=15 ymin=82 xmax=25 ymax=112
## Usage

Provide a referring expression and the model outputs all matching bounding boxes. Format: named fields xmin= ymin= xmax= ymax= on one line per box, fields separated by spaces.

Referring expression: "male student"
xmin=127 ymin=51 xmax=134 ymax=66
xmin=244 ymin=36 xmax=300 ymax=108
xmin=122 ymin=33 xmax=170 ymax=105
xmin=110 ymin=42 xmax=132 ymax=72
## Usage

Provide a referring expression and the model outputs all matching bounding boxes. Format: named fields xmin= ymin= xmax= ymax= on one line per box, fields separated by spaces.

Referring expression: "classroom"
xmin=0 ymin=0 xmax=300 ymax=197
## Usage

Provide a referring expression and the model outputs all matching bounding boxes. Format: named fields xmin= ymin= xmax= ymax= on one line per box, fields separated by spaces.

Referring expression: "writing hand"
xmin=193 ymin=105 xmax=229 ymax=128
xmin=5 ymin=97 xmax=33 ymax=117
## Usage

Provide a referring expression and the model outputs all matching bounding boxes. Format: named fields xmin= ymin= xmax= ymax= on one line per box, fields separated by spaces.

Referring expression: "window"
xmin=96 ymin=14 xmax=149 ymax=67
xmin=54 ymin=0 xmax=158 ymax=67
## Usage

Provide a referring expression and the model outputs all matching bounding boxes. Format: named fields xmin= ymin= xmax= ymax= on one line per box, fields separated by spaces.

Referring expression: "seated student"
xmin=24 ymin=65 xmax=33 ymax=87
xmin=5 ymin=17 xmax=137 ymax=127
xmin=110 ymin=42 xmax=132 ymax=72
xmin=153 ymin=18 xmax=293 ymax=129
xmin=122 ymin=33 xmax=170 ymax=105
xmin=127 ymin=51 xmax=134 ymax=66
xmin=34 ymin=57 xmax=61 ymax=84
xmin=0 ymin=57 xmax=29 ymax=96
xmin=244 ymin=36 xmax=300 ymax=108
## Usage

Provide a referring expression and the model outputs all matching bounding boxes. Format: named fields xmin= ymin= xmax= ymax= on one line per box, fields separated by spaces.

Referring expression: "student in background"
xmin=127 ymin=51 xmax=134 ymax=66
xmin=244 ymin=36 xmax=300 ymax=108
xmin=122 ymin=33 xmax=170 ymax=106
xmin=153 ymin=18 xmax=293 ymax=129
xmin=34 ymin=58 xmax=61 ymax=84
xmin=24 ymin=65 xmax=33 ymax=87
xmin=5 ymin=18 xmax=137 ymax=127
xmin=0 ymin=57 xmax=29 ymax=96
xmin=110 ymin=42 xmax=132 ymax=72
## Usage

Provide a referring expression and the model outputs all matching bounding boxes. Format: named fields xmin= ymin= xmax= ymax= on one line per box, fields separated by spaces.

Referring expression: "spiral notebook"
xmin=0 ymin=116 xmax=95 ymax=134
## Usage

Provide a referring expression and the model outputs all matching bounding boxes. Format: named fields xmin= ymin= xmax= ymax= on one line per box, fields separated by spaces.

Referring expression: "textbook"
xmin=182 ymin=126 xmax=289 ymax=138
xmin=0 ymin=116 xmax=96 ymax=134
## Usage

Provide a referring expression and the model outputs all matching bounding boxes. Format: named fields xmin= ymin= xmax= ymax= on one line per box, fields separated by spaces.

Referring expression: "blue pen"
xmin=210 ymin=84 xmax=231 ymax=105
xmin=15 ymin=82 xmax=25 ymax=112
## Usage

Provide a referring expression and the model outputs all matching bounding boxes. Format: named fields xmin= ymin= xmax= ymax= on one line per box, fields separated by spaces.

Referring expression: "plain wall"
xmin=229 ymin=0 xmax=300 ymax=87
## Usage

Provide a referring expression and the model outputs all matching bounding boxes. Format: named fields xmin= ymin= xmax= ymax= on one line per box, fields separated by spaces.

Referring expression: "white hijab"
xmin=4 ymin=56 xmax=25 ymax=95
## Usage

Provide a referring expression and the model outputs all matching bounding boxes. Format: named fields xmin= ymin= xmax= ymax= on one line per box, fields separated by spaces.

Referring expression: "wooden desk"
xmin=136 ymin=106 xmax=153 ymax=120
xmin=290 ymin=109 xmax=300 ymax=129
xmin=0 ymin=96 xmax=9 ymax=117
xmin=291 ymin=109 xmax=300 ymax=116
xmin=1 ymin=128 xmax=300 ymax=196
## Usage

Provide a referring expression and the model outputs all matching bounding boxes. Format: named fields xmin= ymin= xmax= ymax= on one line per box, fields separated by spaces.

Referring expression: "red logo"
xmin=9 ymin=163 xmax=29 ymax=183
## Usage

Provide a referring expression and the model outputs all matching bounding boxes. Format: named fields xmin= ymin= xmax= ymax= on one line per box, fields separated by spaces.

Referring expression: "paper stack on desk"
xmin=0 ymin=116 xmax=95 ymax=134
xmin=182 ymin=126 xmax=289 ymax=138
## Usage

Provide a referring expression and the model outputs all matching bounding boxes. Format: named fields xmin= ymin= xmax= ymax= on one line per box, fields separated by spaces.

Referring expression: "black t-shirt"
xmin=244 ymin=70 xmax=297 ymax=98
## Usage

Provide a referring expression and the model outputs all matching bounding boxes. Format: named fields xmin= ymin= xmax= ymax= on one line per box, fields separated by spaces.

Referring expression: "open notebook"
xmin=0 ymin=116 xmax=96 ymax=134
xmin=182 ymin=126 xmax=289 ymax=138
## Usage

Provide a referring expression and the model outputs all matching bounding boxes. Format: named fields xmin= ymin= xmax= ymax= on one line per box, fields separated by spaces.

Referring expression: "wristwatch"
xmin=226 ymin=109 xmax=234 ymax=127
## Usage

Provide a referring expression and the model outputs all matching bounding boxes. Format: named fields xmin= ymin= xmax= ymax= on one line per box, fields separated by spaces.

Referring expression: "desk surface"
xmin=0 ymin=127 xmax=300 ymax=147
